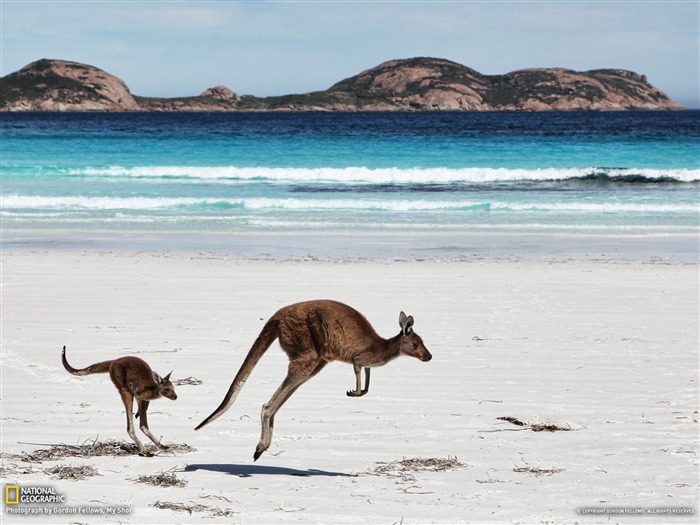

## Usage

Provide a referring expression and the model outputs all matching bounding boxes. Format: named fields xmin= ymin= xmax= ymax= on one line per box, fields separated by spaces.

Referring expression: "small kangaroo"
xmin=61 ymin=346 xmax=177 ymax=456
xmin=195 ymin=300 xmax=431 ymax=461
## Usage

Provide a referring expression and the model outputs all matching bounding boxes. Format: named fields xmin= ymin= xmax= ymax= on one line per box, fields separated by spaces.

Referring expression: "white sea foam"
xmin=2 ymin=213 xmax=694 ymax=235
xmin=0 ymin=195 xmax=239 ymax=210
xmin=2 ymin=195 xmax=697 ymax=214
xmin=65 ymin=166 xmax=700 ymax=183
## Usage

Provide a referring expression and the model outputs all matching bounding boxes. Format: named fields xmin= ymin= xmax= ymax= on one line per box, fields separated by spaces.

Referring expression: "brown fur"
xmin=61 ymin=346 xmax=177 ymax=456
xmin=195 ymin=300 xmax=431 ymax=460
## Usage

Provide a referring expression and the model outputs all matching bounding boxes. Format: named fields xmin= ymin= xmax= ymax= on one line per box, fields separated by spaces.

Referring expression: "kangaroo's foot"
xmin=254 ymin=403 xmax=272 ymax=461
xmin=253 ymin=444 xmax=266 ymax=462
xmin=346 ymin=388 xmax=367 ymax=397
xmin=157 ymin=443 xmax=170 ymax=451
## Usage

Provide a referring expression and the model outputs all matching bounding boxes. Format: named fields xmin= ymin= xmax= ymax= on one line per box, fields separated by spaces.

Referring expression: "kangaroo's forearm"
xmin=347 ymin=364 xmax=369 ymax=397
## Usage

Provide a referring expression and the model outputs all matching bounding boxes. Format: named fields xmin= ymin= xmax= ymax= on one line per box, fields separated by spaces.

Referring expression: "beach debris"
xmin=1 ymin=439 xmax=195 ymax=463
xmin=159 ymin=443 xmax=197 ymax=454
xmin=0 ymin=463 xmax=37 ymax=477
xmin=497 ymin=416 xmax=572 ymax=432
xmin=208 ymin=507 xmax=237 ymax=518
xmin=513 ymin=466 xmax=565 ymax=477
xmin=199 ymin=492 xmax=233 ymax=503
xmin=173 ymin=376 xmax=203 ymax=386
xmin=133 ymin=471 xmax=186 ymax=488
xmin=499 ymin=416 xmax=526 ymax=426
xmin=367 ymin=456 xmax=466 ymax=482
xmin=401 ymin=485 xmax=436 ymax=494
xmin=274 ymin=503 xmax=306 ymax=512
xmin=44 ymin=464 xmax=99 ymax=481
xmin=153 ymin=500 xmax=235 ymax=517
xmin=153 ymin=501 xmax=208 ymax=514
xmin=476 ymin=476 xmax=511 ymax=484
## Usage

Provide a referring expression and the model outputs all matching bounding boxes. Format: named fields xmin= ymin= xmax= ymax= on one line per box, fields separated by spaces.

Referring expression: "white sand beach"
xmin=1 ymin=250 xmax=698 ymax=524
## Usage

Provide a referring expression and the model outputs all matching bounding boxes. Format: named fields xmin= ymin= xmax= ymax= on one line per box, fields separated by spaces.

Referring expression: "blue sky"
xmin=1 ymin=0 xmax=698 ymax=107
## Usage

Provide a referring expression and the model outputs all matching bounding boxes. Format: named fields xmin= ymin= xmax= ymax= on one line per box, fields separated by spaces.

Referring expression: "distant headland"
xmin=0 ymin=57 xmax=685 ymax=112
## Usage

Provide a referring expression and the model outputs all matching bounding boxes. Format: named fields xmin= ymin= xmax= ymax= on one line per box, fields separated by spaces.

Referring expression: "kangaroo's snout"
xmin=422 ymin=351 xmax=432 ymax=362
xmin=162 ymin=389 xmax=177 ymax=401
xmin=160 ymin=387 xmax=177 ymax=401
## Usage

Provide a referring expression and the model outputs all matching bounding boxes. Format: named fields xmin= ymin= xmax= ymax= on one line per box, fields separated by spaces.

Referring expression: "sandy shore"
xmin=1 ymin=250 xmax=698 ymax=524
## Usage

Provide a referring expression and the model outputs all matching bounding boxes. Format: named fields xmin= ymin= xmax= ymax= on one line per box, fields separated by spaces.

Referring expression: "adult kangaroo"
xmin=61 ymin=346 xmax=177 ymax=456
xmin=195 ymin=300 xmax=431 ymax=461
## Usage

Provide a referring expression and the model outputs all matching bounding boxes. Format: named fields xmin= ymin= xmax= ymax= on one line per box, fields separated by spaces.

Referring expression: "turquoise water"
xmin=1 ymin=111 xmax=698 ymax=257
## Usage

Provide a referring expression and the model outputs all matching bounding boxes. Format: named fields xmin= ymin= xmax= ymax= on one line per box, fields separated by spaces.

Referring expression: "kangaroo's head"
xmin=156 ymin=371 xmax=178 ymax=400
xmin=398 ymin=311 xmax=432 ymax=362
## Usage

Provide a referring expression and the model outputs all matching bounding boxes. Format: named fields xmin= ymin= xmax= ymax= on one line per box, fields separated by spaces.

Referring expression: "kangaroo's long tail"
xmin=195 ymin=317 xmax=280 ymax=430
xmin=61 ymin=346 xmax=114 ymax=376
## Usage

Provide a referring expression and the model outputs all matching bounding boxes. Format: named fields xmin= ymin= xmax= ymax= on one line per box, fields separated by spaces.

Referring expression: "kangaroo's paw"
xmin=346 ymin=389 xmax=366 ymax=397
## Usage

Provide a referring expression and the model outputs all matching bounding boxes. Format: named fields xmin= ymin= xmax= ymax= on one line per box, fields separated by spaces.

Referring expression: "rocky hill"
xmin=0 ymin=59 xmax=140 ymax=111
xmin=0 ymin=57 xmax=684 ymax=111
xmin=280 ymin=58 xmax=684 ymax=111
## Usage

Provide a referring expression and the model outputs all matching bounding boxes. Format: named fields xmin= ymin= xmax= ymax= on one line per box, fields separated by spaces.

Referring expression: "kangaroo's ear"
xmin=163 ymin=371 xmax=172 ymax=382
xmin=399 ymin=312 xmax=414 ymax=335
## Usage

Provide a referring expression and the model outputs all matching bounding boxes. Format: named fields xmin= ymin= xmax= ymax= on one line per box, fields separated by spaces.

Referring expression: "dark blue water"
xmin=2 ymin=111 xmax=699 ymax=168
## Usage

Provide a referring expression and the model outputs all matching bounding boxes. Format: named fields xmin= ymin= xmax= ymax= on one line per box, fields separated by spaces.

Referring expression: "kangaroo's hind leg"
xmin=119 ymin=390 xmax=150 ymax=456
xmin=254 ymin=358 xmax=327 ymax=461
xmin=269 ymin=360 xmax=328 ymax=434
xmin=137 ymin=399 xmax=169 ymax=451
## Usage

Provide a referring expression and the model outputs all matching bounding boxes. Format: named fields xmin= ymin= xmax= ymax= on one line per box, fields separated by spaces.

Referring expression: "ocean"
xmin=1 ymin=111 xmax=698 ymax=259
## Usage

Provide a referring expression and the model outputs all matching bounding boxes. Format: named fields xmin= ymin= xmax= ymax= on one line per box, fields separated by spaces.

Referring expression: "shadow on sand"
xmin=184 ymin=463 xmax=355 ymax=478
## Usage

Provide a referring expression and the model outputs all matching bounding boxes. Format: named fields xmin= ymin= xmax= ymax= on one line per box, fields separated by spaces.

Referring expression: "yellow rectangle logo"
xmin=5 ymin=485 xmax=19 ymax=505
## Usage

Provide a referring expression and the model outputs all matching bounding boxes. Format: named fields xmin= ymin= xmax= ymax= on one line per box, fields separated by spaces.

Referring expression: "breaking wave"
xmin=62 ymin=166 xmax=699 ymax=184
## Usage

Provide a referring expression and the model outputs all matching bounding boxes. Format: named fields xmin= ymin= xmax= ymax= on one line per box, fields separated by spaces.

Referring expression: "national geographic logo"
xmin=4 ymin=485 xmax=66 ymax=504
xmin=4 ymin=484 xmax=132 ymax=516
xmin=5 ymin=486 xmax=19 ymax=505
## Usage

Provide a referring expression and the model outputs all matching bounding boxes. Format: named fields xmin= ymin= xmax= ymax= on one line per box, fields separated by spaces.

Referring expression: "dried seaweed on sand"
xmin=367 ymin=456 xmax=466 ymax=482
xmin=153 ymin=501 xmax=235 ymax=517
xmin=0 ymin=463 xmax=37 ymax=477
xmin=133 ymin=471 xmax=186 ymax=487
xmin=1 ymin=439 xmax=195 ymax=463
xmin=496 ymin=416 xmax=572 ymax=432
xmin=513 ymin=466 xmax=566 ymax=477
xmin=44 ymin=464 xmax=99 ymax=481
xmin=153 ymin=501 xmax=208 ymax=514
xmin=173 ymin=376 xmax=203 ymax=386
